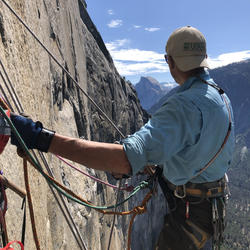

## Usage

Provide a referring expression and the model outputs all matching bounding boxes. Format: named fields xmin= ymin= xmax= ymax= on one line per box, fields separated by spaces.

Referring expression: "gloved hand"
xmin=10 ymin=114 xmax=55 ymax=152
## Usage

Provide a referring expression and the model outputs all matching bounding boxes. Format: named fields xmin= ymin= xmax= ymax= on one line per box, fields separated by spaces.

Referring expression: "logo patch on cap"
xmin=184 ymin=42 xmax=205 ymax=52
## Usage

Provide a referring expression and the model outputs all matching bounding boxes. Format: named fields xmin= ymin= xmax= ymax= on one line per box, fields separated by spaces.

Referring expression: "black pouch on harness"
xmin=155 ymin=167 xmax=177 ymax=211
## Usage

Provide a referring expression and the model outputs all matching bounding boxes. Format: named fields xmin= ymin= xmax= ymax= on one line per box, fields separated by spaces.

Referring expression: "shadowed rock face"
xmin=0 ymin=1 xmax=164 ymax=250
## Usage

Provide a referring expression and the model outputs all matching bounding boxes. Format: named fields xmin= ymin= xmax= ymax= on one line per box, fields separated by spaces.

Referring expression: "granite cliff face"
xmin=0 ymin=1 xmax=164 ymax=249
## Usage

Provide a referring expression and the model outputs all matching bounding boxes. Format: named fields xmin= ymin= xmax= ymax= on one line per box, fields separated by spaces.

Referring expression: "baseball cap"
xmin=166 ymin=26 xmax=209 ymax=72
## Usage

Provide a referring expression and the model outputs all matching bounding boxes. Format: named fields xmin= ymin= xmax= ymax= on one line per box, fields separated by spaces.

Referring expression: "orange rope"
xmin=23 ymin=158 xmax=40 ymax=250
xmin=127 ymin=190 xmax=153 ymax=250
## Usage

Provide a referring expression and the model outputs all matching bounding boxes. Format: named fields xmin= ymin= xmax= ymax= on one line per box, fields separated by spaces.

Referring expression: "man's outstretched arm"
xmin=49 ymin=133 xmax=132 ymax=175
xmin=10 ymin=114 xmax=132 ymax=175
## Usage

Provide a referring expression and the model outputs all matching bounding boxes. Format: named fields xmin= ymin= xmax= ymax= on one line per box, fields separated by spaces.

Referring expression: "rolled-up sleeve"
xmin=123 ymin=95 xmax=202 ymax=175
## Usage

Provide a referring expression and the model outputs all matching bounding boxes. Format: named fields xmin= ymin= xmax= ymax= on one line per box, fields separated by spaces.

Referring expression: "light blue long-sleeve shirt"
xmin=123 ymin=70 xmax=235 ymax=185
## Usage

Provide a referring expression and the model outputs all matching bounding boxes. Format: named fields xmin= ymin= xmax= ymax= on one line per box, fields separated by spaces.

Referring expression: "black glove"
xmin=10 ymin=114 xmax=55 ymax=152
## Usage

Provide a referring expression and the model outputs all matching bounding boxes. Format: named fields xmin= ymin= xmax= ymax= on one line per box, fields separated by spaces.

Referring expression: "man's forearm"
xmin=48 ymin=133 xmax=132 ymax=175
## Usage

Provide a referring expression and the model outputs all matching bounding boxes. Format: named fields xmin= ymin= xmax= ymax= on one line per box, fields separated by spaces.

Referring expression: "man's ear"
xmin=168 ymin=56 xmax=175 ymax=69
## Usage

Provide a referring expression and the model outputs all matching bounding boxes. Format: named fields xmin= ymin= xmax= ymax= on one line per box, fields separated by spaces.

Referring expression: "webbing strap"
xmin=191 ymin=78 xmax=232 ymax=180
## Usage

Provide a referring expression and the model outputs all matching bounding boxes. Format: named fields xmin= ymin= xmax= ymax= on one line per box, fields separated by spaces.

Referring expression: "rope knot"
xmin=133 ymin=206 xmax=146 ymax=215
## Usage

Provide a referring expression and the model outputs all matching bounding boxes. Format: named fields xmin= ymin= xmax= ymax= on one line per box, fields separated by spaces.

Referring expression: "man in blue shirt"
xmin=10 ymin=26 xmax=234 ymax=249
xmin=122 ymin=26 xmax=234 ymax=249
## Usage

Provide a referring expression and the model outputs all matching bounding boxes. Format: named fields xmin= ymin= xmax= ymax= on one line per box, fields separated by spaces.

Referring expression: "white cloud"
xmin=107 ymin=19 xmax=123 ymax=28
xmin=106 ymin=39 xmax=167 ymax=75
xmin=145 ymin=27 xmax=160 ymax=32
xmin=208 ymin=50 xmax=250 ymax=69
xmin=108 ymin=48 xmax=163 ymax=62
xmin=133 ymin=25 xmax=141 ymax=29
xmin=108 ymin=9 xmax=114 ymax=15
xmin=106 ymin=40 xmax=250 ymax=78
xmin=114 ymin=61 xmax=167 ymax=76
xmin=106 ymin=39 xmax=130 ymax=50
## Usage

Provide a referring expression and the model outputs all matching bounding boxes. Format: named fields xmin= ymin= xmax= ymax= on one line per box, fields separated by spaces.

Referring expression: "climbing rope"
xmin=23 ymin=152 xmax=154 ymax=250
xmin=0 ymin=94 xmax=154 ymax=249
xmin=56 ymin=155 xmax=134 ymax=192
xmin=127 ymin=191 xmax=153 ymax=250
xmin=0 ymin=105 xmax=150 ymax=209
xmin=22 ymin=158 xmax=40 ymax=250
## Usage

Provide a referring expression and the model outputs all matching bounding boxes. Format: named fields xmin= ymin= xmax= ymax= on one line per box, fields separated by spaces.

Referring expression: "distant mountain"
xmin=134 ymin=76 xmax=177 ymax=110
xmin=210 ymin=60 xmax=250 ymax=137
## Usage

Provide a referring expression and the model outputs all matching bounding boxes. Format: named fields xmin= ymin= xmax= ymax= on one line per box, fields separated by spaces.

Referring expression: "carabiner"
xmin=174 ymin=185 xmax=186 ymax=198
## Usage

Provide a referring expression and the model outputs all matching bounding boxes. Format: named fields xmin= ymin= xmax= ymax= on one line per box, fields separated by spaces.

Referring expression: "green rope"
xmin=0 ymin=106 xmax=149 ymax=210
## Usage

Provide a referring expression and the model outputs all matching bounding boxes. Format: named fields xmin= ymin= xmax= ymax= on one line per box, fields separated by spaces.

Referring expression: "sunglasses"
xmin=164 ymin=54 xmax=169 ymax=63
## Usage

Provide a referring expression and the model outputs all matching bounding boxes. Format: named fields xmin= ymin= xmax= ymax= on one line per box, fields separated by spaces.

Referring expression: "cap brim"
xmin=173 ymin=55 xmax=209 ymax=72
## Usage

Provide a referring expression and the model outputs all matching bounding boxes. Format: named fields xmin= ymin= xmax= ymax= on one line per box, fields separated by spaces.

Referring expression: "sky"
xmin=86 ymin=0 xmax=250 ymax=84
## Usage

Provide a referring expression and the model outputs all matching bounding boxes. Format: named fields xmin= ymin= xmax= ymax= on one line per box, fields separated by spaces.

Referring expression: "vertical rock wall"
xmin=0 ymin=0 xmax=165 ymax=249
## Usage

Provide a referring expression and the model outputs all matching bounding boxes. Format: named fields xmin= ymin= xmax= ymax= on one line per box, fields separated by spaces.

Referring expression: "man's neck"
xmin=177 ymin=68 xmax=205 ymax=85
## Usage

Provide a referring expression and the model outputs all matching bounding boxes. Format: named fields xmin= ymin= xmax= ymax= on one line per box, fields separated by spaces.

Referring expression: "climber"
xmin=10 ymin=26 xmax=235 ymax=250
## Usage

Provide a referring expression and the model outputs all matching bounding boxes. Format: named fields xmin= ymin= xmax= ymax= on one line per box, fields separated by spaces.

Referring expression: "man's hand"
xmin=10 ymin=114 xmax=54 ymax=152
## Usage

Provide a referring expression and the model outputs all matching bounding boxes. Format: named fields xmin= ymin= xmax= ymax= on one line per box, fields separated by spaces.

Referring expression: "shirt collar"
xmin=177 ymin=69 xmax=210 ymax=93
